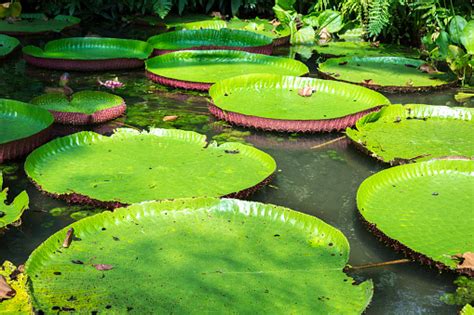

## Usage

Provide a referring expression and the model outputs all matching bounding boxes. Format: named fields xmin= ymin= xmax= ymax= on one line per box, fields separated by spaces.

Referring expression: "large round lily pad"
xmin=24 ymin=128 xmax=276 ymax=208
xmin=25 ymin=197 xmax=373 ymax=313
xmin=30 ymin=91 xmax=126 ymax=125
xmin=147 ymin=29 xmax=273 ymax=55
xmin=145 ymin=50 xmax=308 ymax=91
xmin=346 ymin=104 xmax=474 ymax=165
xmin=0 ymin=99 xmax=53 ymax=163
xmin=0 ymin=34 xmax=20 ymax=58
xmin=318 ymin=56 xmax=457 ymax=92
xmin=0 ymin=173 xmax=29 ymax=232
xmin=314 ymin=41 xmax=420 ymax=58
xmin=22 ymin=37 xmax=153 ymax=71
xmin=209 ymin=74 xmax=390 ymax=132
xmin=357 ymin=158 xmax=474 ymax=275
xmin=0 ymin=14 xmax=80 ymax=36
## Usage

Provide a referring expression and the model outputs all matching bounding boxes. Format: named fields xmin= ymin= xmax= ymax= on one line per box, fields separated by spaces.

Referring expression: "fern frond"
xmin=367 ymin=0 xmax=392 ymax=37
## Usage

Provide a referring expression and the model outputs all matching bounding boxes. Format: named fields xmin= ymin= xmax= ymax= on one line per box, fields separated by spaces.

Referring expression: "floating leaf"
xmin=0 ymin=172 xmax=28 ymax=232
xmin=0 ymin=261 xmax=31 ymax=313
xmin=0 ymin=35 xmax=19 ymax=58
xmin=0 ymin=14 xmax=79 ymax=35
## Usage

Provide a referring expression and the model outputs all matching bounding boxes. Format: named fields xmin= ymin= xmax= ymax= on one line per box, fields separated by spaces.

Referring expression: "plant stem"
xmin=310 ymin=136 xmax=346 ymax=149
xmin=346 ymin=259 xmax=411 ymax=271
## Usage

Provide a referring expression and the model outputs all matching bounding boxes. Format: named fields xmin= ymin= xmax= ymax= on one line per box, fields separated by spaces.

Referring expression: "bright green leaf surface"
xmin=357 ymin=159 xmax=474 ymax=270
xmin=461 ymin=20 xmax=474 ymax=54
xmin=30 ymin=91 xmax=124 ymax=115
xmin=317 ymin=10 xmax=343 ymax=33
xmin=146 ymin=50 xmax=308 ymax=84
xmin=462 ymin=305 xmax=474 ymax=315
xmin=0 ymin=15 xmax=80 ymax=34
xmin=0 ymin=261 xmax=31 ymax=314
xmin=319 ymin=56 xmax=455 ymax=87
xmin=24 ymin=128 xmax=276 ymax=204
xmin=0 ymin=99 xmax=53 ymax=144
xmin=0 ymin=35 xmax=19 ymax=57
xmin=0 ymin=173 xmax=29 ymax=230
xmin=449 ymin=16 xmax=468 ymax=45
xmin=23 ymin=37 xmax=153 ymax=60
xmin=210 ymin=74 xmax=389 ymax=120
xmin=26 ymin=198 xmax=373 ymax=314
xmin=346 ymin=104 xmax=474 ymax=163
xmin=147 ymin=29 xmax=272 ymax=50
xmin=314 ymin=41 xmax=420 ymax=58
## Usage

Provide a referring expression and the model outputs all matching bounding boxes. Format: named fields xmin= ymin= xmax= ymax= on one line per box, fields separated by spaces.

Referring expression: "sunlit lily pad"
xmin=30 ymin=91 xmax=126 ymax=125
xmin=147 ymin=29 xmax=273 ymax=55
xmin=462 ymin=304 xmax=474 ymax=315
xmin=346 ymin=104 xmax=474 ymax=164
xmin=0 ymin=173 xmax=28 ymax=231
xmin=25 ymin=128 xmax=276 ymax=208
xmin=26 ymin=197 xmax=373 ymax=313
xmin=209 ymin=74 xmax=389 ymax=132
xmin=23 ymin=37 xmax=153 ymax=71
xmin=318 ymin=56 xmax=457 ymax=92
xmin=0 ymin=35 xmax=19 ymax=58
xmin=0 ymin=261 xmax=31 ymax=313
xmin=146 ymin=50 xmax=308 ymax=91
xmin=0 ymin=14 xmax=80 ymax=36
xmin=357 ymin=159 xmax=474 ymax=275
xmin=0 ymin=99 xmax=54 ymax=163
xmin=314 ymin=41 xmax=420 ymax=58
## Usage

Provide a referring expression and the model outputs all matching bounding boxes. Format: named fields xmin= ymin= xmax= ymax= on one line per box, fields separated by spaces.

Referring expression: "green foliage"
xmin=441 ymin=276 xmax=474 ymax=306
xmin=0 ymin=1 xmax=21 ymax=18
xmin=367 ymin=0 xmax=391 ymax=37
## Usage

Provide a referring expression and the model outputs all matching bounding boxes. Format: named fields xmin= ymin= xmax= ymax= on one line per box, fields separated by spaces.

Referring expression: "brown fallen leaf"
xmin=362 ymin=79 xmax=375 ymax=85
xmin=319 ymin=27 xmax=331 ymax=41
xmin=270 ymin=19 xmax=281 ymax=27
xmin=62 ymin=228 xmax=74 ymax=248
xmin=454 ymin=252 xmax=474 ymax=270
xmin=370 ymin=41 xmax=380 ymax=48
xmin=93 ymin=264 xmax=114 ymax=271
xmin=298 ymin=86 xmax=314 ymax=97
xmin=0 ymin=275 xmax=15 ymax=300
xmin=418 ymin=63 xmax=438 ymax=74
xmin=163 ymin=115 xmax=178 ymax=122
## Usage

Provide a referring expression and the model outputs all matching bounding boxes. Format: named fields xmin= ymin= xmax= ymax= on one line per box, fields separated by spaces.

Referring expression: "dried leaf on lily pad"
xmin=418 ymin=63 xmax=438 ymax=74
xmin=454 ymin=252 xmax=474 ymax=271
xmin=92 ymin=264 xmax=113 ymax=271
xmin=363 ymin=79 xmax=375 ymax=85
xmin=0 ymin=261 xmax=31 ymax=313
xmin=162 ymin=115 xmax=178 ymax=122
xmin=298 ymin=86 xmax=314 ymax=97
xmin=0 ymin=173 xmax=29 ymax=231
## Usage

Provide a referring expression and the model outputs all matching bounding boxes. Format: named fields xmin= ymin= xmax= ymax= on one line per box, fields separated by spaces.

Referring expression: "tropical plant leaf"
xmin=449 ymin=15 xmax=468 ymax=45
xmin=0 ymin=35 xmax=19 ymax=58
xmin=357 ymin=159 xmax=474 ymax=273
xmin=317 ymin=10 xmax=344 ymax=34
xmin=152 ymin=0 xmax=172 ymax=19
xmin=346 ymin=104 xmax=474 ymax=164
xmin=24 ymin=128 xmax=276 ymax=206
xmin=461 ymin=20 xmax=474 ymax=55
xmin=0 ymin=261 xmax=31 ymax=313
xmin=0 ymin=14 xmax=80 ymax=35
xmin=25 ymin=198 xmax=373 ymax=313
xmin=0 ymin=173 xmax=28 ymax=231
xmin=461 ymin=304 xmax=474 ymax=315
xmin=291 ymin=26 xmax=315 ymax=45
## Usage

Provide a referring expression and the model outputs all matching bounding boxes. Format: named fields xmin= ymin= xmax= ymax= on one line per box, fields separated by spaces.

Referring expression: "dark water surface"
xmin=1 ymin=25 xmax=472 ymax=314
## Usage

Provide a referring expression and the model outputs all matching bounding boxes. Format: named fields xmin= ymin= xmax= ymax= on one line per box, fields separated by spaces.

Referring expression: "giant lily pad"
xmin=0 ymin=261 xmax=31 ymax=313
xmin=0 ymin=14 xmax=80 ymax=36
xmin=25 ymin=197 xmax=373 ymax=313
xmin=0 ymin=173 xmax=28 ymax=231
xmin=145 ymin=50 xmax=308 ymax=91
xmin=209 ymin=74 xmax=390 ymax=132
xmin=23 ymin=37 xmax=153 ymax=71
xmin=0 ymin=99 xmax=53 ymax=163
xmin=147 ymin=29 xmax=273 ymax=55
xmin=346 ymin=104 xmax=474 ymax=164
xmin=318 ymin=56 xmax=457 ymax=92
xmin=0 ymin=34 xmax=19 ymax=58
xmin=24 ymin=128 xmax=276 ymax=208
xmin=30 ymin=91 xmax=126 ymax=125
xmin=357 ymin=158 xmax=474 ymax=275
xmin=314 ymin=41 xmax=420 ymax=58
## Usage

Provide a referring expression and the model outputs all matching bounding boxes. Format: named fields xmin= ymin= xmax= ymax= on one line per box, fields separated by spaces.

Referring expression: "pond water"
xmin=1 ymin=25 xmax=472 ymax=314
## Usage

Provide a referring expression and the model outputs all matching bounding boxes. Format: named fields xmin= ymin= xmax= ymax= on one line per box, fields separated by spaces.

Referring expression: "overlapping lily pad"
xmin=145 ymin=50 xmax=308 ymax=91
xmin=0 ymin=261 xmax=31 ymax=313
xmin=30 ymin=91 xmax=126 ymax=125
xmin=209 ymin=74 xmax=390 ymax=132
xmin=25 ymin=197 xmax=373 ymax=313
xmin=0 ymin=173 xmax=29 ymax=232
xmin=147 ymin=29 xmax=273 ymax=55
xmin=23 ymin=37 xmax=153 ymax=71
xmin=0 ymin=34 xmax=19 ymax=58
xmin=346 ymin=104 xmax=474 ymax=164
xmin=314 ymin=41 xmax=420 ymax=58
xmin=318 ymin=56 xmax=457 ymax=92
xmin=357 ymin=158 xmax=474 ymax=275
xmin=0 ymin=99 xmax=53 ymax=163
xmin=24 ymin=128 xmax=276 ymax=208
xmin=0 ymin=14 xmax=80 ymax=36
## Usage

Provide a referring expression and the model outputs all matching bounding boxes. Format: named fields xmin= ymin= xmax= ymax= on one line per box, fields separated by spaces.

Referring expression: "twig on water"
xmin=310 ymin=136 xmax=346 ymax=149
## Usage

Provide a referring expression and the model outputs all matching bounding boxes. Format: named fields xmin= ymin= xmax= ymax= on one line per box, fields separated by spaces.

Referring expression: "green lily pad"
xmin=318 ymin=56 xmax=456 ymax=92
xmin=164 ymin=14 xmax=221 ymax=28
xmin=25 ymin=197 xmax=373 ymax=313
xmin=30 ymin=91 xmax=125 ymax=125
xmin=172 ymin=19 xmax=227 ymax=30
xmin=357 ymin=159 xmax=474 ymax=273
xmin=346 ymin=104 xmax=474 ymax=164
xmin=314 ymin=41 xmax=420 ymax=58
xmin=24 ymin=128 xmax=276 ymax=207
xmin=23 ymin=37 xmax=153 ymax=60
xmin=0 ymin=173 xmax=29 ymax=231
xmin=462 ymin=305 xmax=474 ymax=315
xmin=0 ymin=34 xmax=19 ymax=58
xmin=0 ymin=261 xmax=31 ymax=313
xmin=145 ymin=50 xmax=308 ymax=89
xmin=209 ymin=74 xmax=390 ymax=132
xmin=0 ymin=14 xmax=80 ymax=35
xmin=147 ymin=29 xmax=272 ymax=53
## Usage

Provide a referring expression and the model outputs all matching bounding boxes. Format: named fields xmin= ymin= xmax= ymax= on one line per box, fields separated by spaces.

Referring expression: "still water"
xmin=1 ymin=25 xmax=472 ymax=314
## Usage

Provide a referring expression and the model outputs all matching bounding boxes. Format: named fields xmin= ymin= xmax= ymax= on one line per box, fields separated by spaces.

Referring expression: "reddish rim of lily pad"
xmin=146 ymin=71 xmax=212 ymax=91
xmin=208 ymin=102 xmax=382 ymax=133
xmin=30 ymin=172 xmax=275 ymax=210
xmin=152 ymin=43 xmax=273 ymax=56
xmin=23 ymin=54 xmax=145 ymax=71
xmin=49 ymin=102 xmax=126 ymax=125
xmin=0 ymin=126 xmax=53 ymax=163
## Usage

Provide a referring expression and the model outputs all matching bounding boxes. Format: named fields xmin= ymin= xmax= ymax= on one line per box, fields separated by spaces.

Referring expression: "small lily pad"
xmin=0 ymin=35 xmax=19 ymax=58
xmin=0 ymin=173 xmax=29 ymax=231
xmin=0 ymin=14 xmax=80 ymax=36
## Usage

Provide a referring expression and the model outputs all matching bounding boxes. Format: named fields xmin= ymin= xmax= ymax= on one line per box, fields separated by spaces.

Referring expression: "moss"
xmin=212 ymin=130 xmax=251 ymax=144
xmin=321 ymin=149 xmax=346 ymax=162
xmin=441 ymin=277 xmax=474 ymax=306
